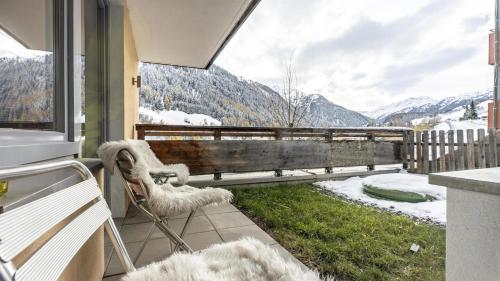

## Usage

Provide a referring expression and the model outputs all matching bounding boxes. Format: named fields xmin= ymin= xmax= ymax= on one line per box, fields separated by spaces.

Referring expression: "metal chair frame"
xmin=114 ymin=149 xmax=197 ymax=264
xmin=0 ymin=160 xmax=135 ymax=281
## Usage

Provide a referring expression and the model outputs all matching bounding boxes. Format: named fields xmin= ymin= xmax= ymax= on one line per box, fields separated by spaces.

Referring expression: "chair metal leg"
xmin=135 ymin=204 xmax=194 ymax=253
xmin=104 ymin=218 xmax=136 ymax=273
xmin=133 ymin=223 xmax=156 ymax=265
xmin=155 ymin=220 xmax=194 ymax=253
xmin=173 ymin=209 xmax=198 ymax=252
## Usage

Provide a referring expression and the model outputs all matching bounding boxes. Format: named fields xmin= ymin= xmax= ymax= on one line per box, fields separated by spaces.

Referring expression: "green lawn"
xmin=230 ymin=184 xmax=445 ymax=281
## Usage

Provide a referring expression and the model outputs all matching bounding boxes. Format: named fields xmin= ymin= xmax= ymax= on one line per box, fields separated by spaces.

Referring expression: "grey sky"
xmin=217 ymin=0 xmax=493 ymax=111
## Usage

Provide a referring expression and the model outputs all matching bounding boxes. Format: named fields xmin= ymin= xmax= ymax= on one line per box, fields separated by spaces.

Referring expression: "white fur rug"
xmin=97 ymin=140 xmax=232 ymax=217
xmin=122 ymin=238 xmax=333 ymax=281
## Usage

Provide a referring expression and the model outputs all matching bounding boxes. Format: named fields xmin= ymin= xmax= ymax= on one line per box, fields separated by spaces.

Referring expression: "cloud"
xmin=380 ymin=47 xmax=478 ymax=91
xmin=217 ymin=0 xmax=493 ymax=111
xmin=462 ymin=15 xmax=490 ymax=32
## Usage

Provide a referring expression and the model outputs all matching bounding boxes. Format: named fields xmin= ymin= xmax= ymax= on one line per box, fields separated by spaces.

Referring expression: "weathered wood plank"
xmin=416 ymin=131 xmax=422 ymax=173
xmin=325 ymin=131 xmax=333 ymax=173
xmin=136 ymin=124 xmax=411 ymax=135
xmin=402 ymin=131 xmax=409 ymax=169
xmin=213 ymin=129 xmax=222 ymax=180
xmin=374 ymin=142 xmax=402 ymax=164
xmin=448 ymin=130 xmax=455 ymax=171
xmin=466 ymin=129 xmax=475 ymax=169
xmin=456 ymin=130 xmax=465 ymax=170
xmin=431 ymin=130 xmax=437 ymax=173
xmin=422 ymin=131 xmax=429 ymax=174
xmin=439 ymin=130 xmax=446 ymax=172
xmin=409 ymin=131 xmax=415 ymax=171
xmin=148 ymin=140 xmax=376 ymax=175
xmin=488 ymin=128 xmax=498 ymax=168
xmin=478 ymin=129 xmax=486 ymax=168
xmin=366 ymin=135 xmax=375 ymax=171
xmin=137 ymin=129 xmax=145 ymax=140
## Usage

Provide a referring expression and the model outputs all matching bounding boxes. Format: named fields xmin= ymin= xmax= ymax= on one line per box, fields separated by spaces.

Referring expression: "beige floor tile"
xmin=105 ymin=242 xmax=142 ymax=276
xmin=169 ymin=209 xmax=204 ymax=219
xmin=202 ymin=204 xmax=239 ymax=214
xmin=183 ymin=231 xmax=223 ymax=251
xmin=218 ymin=224 xmax=276 ymax=245
xmin=118 ymin=222 xmax=156 ymax=243
xmin=135 ymin=237 xmax=172 ymax=267
xmin=105 ymin=237 xmax=172 ymax=277
xmin=207 ymin=212 xmax=254 ymax=229
xmin=166 ymin=215 xmax=215 ymax=235
xmin=123 ymin=210 xmax=150 ymax=225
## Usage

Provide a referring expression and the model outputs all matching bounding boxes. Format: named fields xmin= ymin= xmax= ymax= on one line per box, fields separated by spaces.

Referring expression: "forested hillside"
xmin=0 ymin=56 xmax=53 ymax=122
xmin=140 ymin=63 xmax=372 ymax=127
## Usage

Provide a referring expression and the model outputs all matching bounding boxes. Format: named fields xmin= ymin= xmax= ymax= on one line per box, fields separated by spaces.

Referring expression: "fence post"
xmin=325 ymin=130 xmax=333 ymax=174
xmin=422 ymin=131 xmax=429 ymax=174
xmin=439 ymin=130 xmax=446 ymax=172
xmin=456 ymin=130 xmax=465 ymax=170
xmin=478 ymin=129 xmax=486 ymax=168
xmin=466 ymin=129 xmax=475 ymax=169
xmin=213 ymin=129 xmax=222 ymax=180
xmin=416 ymin=131 xmax=422 ymax=173
xmin=409 ymin=131 xmax=415 ymax=171
xmin=402 ymin=131 xmax=409 ymax=169
xmin=137 ymin=128 xmax=145 ymax=140
xmin=275 ymin=130 xmax=283 ymax=177
xmin=431 ymin=131 xmax=437 ymax=173
xmin=448 ymin=130 xmax=455 ymax=171
xmin=488 ymin=128 xmax=498 ymax=167
xmin=367 ymin=134 xmax=375 ymax=171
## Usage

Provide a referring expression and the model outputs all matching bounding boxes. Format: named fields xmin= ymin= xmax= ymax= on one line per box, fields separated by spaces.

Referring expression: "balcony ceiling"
xmin=126 ymin=0 xmax=259 ymax=69
xmin=0 ymin=0 xmax=53 ymax=52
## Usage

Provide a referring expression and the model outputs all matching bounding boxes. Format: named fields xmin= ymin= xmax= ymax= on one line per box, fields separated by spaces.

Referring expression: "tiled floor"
xmin=102 ymin=203 xmax=305 ymax=280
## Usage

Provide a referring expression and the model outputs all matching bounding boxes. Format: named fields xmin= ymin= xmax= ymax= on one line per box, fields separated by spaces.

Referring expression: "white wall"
xmin=446 ymin=188 xmax=500 ymax=281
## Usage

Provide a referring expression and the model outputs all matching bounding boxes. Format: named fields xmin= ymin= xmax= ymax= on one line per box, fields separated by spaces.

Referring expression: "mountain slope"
xmin=139 ymin=63 xmax=372 ymax=127
xmin=309 ymin=95 xmax=373 ymax=127
xmin=368 ymin=91 xmax=492 ymax=125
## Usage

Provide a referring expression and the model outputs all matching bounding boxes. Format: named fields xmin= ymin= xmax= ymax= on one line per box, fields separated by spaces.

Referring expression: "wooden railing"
xmin=136 ymin=124 xmax=411 ymax=179
xmin=403 ymin=128 xmax=498 ymax=174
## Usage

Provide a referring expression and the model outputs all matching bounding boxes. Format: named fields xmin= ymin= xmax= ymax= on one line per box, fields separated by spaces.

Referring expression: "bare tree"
xmin=270 ymin=57 xmax=312 ymax=127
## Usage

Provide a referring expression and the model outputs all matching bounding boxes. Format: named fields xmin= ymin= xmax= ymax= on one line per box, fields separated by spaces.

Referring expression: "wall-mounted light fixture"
xmin=132 ymin=75 xmax=141 ymax=88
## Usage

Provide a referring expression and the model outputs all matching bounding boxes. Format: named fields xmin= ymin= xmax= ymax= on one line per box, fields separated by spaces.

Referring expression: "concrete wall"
xmin=446 ymin=188 xmax=500 ymax=281
xmin=123 ymin=7 xmax=139 ymax=140
xmin=107 ymin=1 xmax=139 ymax=217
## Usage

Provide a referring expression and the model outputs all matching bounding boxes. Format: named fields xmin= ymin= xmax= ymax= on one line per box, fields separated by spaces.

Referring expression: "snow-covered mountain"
xmin=139 ymin=63 xmax=372 ymax=127
xmin=368 ymin=90 xmax=492 ymax=125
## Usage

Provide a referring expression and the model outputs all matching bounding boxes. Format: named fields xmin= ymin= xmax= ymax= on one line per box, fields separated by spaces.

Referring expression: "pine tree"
xmin=469 ymin=100 xmax=478 ymax=120
xmin=462 ymin=105 xmax=470 ymax=120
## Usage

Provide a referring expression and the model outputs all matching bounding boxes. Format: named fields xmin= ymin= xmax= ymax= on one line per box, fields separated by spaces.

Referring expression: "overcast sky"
xmin=217 ymin=0 xmax=493 ymax=112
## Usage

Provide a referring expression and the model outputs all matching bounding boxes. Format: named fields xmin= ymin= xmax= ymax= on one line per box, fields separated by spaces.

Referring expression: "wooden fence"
xmin=136 ymin=124 xmax=410 ymax=179
xmin=403 ymin=128 xmax=498 ymax=174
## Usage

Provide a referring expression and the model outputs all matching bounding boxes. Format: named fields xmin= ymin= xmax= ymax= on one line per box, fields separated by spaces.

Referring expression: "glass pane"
xmin=0 ymin=0 xmax=54 ymax=130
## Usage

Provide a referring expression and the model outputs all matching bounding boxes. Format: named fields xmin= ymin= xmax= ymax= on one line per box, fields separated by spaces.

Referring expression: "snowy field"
xmin=139 ymin=107 xmax=221 ymax=126
xmin=315 ymin=172 xmax=446 ymax=224
xmin=432 ymin=119 xmax=487 ymax=132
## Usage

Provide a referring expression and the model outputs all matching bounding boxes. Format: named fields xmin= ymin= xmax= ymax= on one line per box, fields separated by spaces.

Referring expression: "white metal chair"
xmin=0 ymin=160 xmax=329 ymax=281
xmin=97 ymin=140 xmax=232 ymax=262
xmin=0 ymin=160 xmax=135 ymax=281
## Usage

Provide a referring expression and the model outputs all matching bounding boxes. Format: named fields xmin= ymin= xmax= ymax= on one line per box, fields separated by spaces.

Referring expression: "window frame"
xmin=0 ymin=0 xmax=81 ymax=168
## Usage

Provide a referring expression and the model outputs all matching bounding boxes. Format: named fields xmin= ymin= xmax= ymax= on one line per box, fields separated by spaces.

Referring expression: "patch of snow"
xmin=139 ymin=107 xmax=221 ymax=126
xmin=315 ymin=172 xmax=446 ymax=224
xmin=366 ymin=96 xmax=437 ymax=119
xmin=432 ymin=119 xmax=487 ymax=132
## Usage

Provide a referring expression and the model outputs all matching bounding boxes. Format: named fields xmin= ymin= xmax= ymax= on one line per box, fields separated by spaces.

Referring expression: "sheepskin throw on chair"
xmin=98 ymin=140 xmax=232 ymax=217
